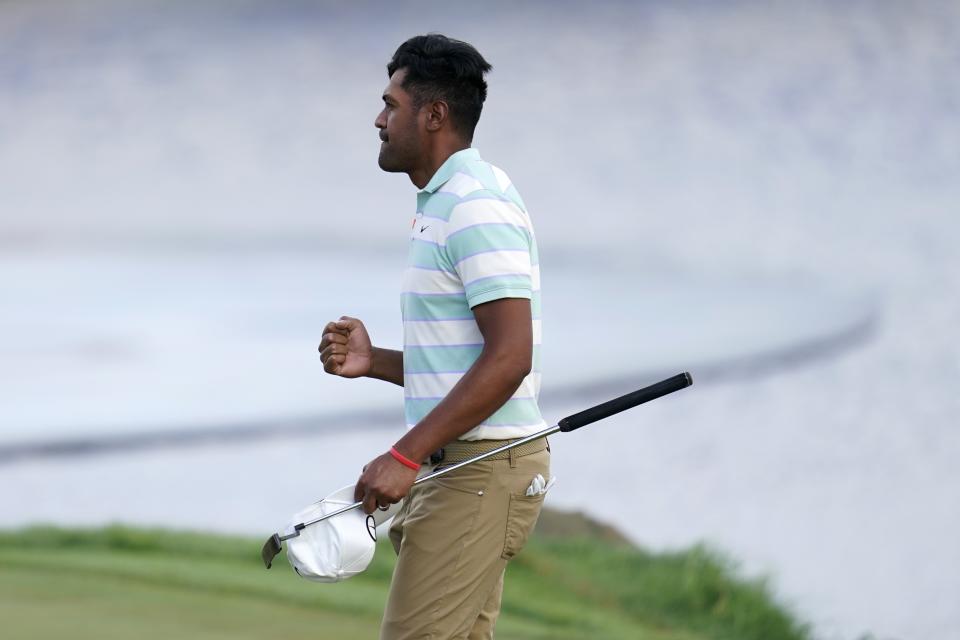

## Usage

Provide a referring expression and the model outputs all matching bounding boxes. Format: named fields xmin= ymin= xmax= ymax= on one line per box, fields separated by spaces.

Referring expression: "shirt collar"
xmin=420 ymin=148 xmax=481 ymax=194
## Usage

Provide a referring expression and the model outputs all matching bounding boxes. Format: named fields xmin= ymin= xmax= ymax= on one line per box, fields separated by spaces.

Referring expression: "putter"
xmin=262 ymin=371 xmax=692 ymax=569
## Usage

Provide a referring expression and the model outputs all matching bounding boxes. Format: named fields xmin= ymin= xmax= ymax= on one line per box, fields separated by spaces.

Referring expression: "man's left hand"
xmin=355 ymin=451 xmax=418 ymax=514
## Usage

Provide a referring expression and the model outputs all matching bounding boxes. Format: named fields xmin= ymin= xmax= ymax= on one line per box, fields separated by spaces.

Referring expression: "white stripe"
xmin=404 ymin=318 xmax=542 ymax=346
xmin=407 ymin=422 xmax=549 ymax=441
xmin=405 ymin=371 xmax=542 ymax=399
xmin=455 ymin=251 xmax=532 ymax=287
xmin=463 ymin=264 xmax=540 ymax=290
xmin=439 ymin=172 xmax=484 ymax=198
xmin=490 ymin=165 xmax=512 ymax=193
xmin=403 ymin=267 xmax=464 ymax=295
xmin=461 ymin=423 xmax=548 ymax=440
xmin=410 ymin=224 xmax=445 ymax=245
xmin=404 ymin=264 xmax=540 ymax=296
xmin=515 ymin=374 xmax=541 ymax=399
xmin=447 ymin=198 xmax=529 ymax=235
xmin=404 ymin=319 xmax=483 ymax=346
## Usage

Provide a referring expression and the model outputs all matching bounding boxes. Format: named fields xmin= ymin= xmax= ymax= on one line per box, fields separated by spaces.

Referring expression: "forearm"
xmin=367 ymin=347 xmax=404 ymax=386
xmin=393 ymin=349 xmax=529 ymax=462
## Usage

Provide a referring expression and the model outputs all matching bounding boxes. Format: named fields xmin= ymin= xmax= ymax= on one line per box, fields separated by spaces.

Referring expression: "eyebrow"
xmin=382 ymin=93 xmax=397 ymax=105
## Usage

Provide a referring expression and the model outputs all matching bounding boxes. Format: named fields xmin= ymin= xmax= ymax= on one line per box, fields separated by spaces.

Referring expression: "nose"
xmin=374 ymin=108 xmax=386 ymax=130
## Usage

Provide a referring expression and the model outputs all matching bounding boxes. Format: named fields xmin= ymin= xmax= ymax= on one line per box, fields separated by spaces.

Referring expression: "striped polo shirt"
xmin=401 ymin=148 xmax=544 ymax=441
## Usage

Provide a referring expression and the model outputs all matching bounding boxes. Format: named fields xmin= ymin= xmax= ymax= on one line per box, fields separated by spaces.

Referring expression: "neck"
xmin=409 ymin=138 xmax=471 ymax=189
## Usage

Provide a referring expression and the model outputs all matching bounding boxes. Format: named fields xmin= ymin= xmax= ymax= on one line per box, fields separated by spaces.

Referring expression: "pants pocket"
xmin=501 ymin=492 xmax=544 ymax=560
xmin=432 ymin=461 xmax=492 ymax=496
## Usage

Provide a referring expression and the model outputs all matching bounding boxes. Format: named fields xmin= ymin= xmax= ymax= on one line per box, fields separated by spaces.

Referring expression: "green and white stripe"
xmin=401 ymin=148 xmax=545 ymax=440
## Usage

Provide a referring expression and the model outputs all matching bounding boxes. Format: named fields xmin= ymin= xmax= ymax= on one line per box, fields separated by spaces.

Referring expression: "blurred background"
xmin=1 ymin=1 xmax=958 ymax=638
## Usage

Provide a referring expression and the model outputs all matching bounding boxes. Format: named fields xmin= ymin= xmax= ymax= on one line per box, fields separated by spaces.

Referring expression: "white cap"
xmin=284 ymin=484 xmax=401 ymax=583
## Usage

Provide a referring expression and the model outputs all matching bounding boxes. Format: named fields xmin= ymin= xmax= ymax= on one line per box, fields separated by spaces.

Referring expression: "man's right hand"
xmin=319 ymin=316 xmax=373 ymax=378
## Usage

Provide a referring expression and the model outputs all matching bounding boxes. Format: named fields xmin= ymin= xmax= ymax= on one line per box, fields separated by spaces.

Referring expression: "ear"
xmin=424 ymin=100 xmax=449 ymax=132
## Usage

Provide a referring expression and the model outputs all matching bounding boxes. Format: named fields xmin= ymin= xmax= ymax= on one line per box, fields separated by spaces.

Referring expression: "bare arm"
xmin=353 ymin=297 xmax=533 ymax=513
xmin=368 ymin=347 xmax=404 ymax=386
xmin=393 ymin=297 xmax=532 ymax=461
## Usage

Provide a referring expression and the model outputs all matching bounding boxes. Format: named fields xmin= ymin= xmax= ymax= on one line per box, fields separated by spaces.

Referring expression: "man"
xmin=318 ymin=34 xmax=548 ymax=639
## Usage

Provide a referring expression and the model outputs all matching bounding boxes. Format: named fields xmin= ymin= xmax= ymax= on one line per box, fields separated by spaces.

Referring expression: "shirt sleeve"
xmin=443 ymin=195 xmax=534 ymax=309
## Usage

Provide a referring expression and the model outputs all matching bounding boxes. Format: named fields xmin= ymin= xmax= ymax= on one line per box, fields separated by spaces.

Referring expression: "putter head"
xmin=261 ymin=533 xmax=283 ymax=569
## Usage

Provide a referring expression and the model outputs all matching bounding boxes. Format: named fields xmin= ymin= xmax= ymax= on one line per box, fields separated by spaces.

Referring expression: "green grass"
xmin=0 ymin=521 xmax=810 ymax=640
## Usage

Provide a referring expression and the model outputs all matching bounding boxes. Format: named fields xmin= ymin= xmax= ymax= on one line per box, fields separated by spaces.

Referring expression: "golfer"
xmin=319 ymin=34 xmax=548 ymax=639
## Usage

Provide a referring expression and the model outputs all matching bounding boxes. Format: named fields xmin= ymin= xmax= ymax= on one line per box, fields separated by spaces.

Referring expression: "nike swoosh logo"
xmin=420 ymin=225 xmax=430 ymax=233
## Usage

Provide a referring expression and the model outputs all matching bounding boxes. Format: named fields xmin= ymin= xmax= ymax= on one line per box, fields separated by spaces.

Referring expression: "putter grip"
xmin=558 ymin=372 xmax=692 ymax=432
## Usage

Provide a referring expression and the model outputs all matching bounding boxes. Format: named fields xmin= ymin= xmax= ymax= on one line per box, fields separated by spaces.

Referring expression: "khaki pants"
xmin=380 ymin=446 xmax=550 ymax=640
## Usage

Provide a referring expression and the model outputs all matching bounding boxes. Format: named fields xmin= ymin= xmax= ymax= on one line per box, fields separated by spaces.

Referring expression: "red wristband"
xmin=390 ymin=446 xmax=421 ymax=471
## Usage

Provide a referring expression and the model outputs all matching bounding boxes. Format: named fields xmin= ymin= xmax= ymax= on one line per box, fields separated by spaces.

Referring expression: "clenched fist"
xmin=318 ymin=316 xmax=374 ymax=378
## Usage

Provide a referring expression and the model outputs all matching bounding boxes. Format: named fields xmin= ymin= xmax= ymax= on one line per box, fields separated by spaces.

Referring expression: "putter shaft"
xmin=282 ymin=426 xmax=562 ymax=540
xmin=264 ymin=371 xmax=693 ymax=566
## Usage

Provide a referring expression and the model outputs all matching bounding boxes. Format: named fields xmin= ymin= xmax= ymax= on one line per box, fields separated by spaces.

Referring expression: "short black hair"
xmin=387 ymin=34 xmax=492 ymax=141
